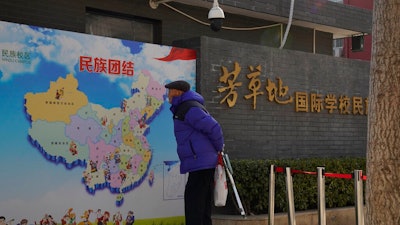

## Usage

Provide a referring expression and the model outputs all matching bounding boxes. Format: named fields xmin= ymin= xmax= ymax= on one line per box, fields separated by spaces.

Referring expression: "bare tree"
xmin=366 ymin=0 xmax=400 ymax=224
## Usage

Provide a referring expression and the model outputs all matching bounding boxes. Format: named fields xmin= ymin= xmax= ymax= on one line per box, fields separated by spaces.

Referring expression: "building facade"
xmin=0 ymin=0 xmax=372 ymax=159
xmin=342 ymin=0 xmax=373 ymax=61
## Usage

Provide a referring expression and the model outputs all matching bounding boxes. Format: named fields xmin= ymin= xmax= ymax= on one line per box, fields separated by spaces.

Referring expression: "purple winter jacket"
xmin=169 ymin=90 xmax=224 ymax=174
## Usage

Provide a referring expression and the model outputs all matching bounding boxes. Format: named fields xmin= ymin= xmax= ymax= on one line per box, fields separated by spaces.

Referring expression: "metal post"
xmin=354 ymin=170 xmax=364 ymax=225
xmin=285 ymin=167 xmax=296 ymax=225
xmin=317 ymin=167 xmax=326 ymax=225
xmin=268 ymin=165 xmax=276 ymax=225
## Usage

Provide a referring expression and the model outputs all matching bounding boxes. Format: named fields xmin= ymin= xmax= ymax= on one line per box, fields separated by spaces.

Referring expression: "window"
xmin=351 ymin=35 xmax=364 ymax=52
xmin=333 ymin=38 xmax=344 ymax=57
xmin=85 ymin=8 xmax=161 ymax=44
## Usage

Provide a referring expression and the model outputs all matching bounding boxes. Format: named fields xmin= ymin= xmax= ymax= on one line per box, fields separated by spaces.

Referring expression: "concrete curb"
xmin=212 ymin=206 xmax=360 ymax=225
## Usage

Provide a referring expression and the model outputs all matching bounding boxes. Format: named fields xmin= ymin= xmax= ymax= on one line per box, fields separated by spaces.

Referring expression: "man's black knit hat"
xmin=164 ymin=80 xmax=190 ymax=92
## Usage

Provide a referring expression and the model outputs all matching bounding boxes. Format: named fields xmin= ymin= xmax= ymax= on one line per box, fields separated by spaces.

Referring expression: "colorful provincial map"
xmin=24 ymin=72 xmax=165 ymax=206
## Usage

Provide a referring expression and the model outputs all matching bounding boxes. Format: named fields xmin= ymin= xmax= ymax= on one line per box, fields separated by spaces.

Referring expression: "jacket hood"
xmin=170 ymin=90 xmax=204 ymax=113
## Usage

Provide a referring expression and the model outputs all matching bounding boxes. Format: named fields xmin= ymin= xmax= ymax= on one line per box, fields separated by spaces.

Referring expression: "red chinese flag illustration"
xmin=156 ymin=47 xmax=196 ymax=61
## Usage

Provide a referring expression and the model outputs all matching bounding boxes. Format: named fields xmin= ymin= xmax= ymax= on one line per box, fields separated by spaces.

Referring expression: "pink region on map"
xmin=139 ymin=136 xmax=149 ymax=149
xmin=142 ymin=70 xmax=166 ymax=100
xmin=109 ymin=172 xmax=123 ymax=188
xmin=65 ymin=115 xmax=102 ymax=145
xmin=129 ymin=109 xmax=141 ymax=129
xmin=88 ymin=139 xmax=117 ymax=164
xmin=131 ymin=154 xmax=143 ymax=174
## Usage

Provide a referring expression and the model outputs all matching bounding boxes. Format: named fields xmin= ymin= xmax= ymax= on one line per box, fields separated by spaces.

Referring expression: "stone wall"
xmin=217 ymin=0 xmax=372 ymax=33
xmin=175 ymin=36 xmax=370 ymax=159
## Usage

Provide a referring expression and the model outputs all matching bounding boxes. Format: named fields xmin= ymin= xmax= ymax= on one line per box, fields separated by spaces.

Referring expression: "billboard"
xmin=0 ymin=20 xmax=196 ymax=225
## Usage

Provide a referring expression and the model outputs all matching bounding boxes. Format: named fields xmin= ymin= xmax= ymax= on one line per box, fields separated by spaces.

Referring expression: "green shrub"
xmin=225 ymin=157 xmax=366 ymax=215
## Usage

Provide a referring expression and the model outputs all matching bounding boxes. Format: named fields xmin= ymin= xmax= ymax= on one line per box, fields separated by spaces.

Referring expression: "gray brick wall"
xmin=218 ymin=0 xmax=372 ymax=34
xmin=175 ymin=36 xmax=369 ymax=160
xmin=0 ymin=0 xmax=85 ymax=33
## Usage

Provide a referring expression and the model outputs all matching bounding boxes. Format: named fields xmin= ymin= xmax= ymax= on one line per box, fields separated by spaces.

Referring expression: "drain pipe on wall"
xmin=279 ymin=0 xmax=295 ymax=49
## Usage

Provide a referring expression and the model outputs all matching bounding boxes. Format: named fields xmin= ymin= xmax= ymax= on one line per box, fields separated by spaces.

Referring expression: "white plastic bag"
xmin=214 ymin=155 xmax=228 ymax=207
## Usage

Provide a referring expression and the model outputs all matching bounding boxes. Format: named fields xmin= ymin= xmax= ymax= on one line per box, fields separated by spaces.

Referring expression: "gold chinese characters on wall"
xmin=218 ymin=62 xmax=368 ymax=116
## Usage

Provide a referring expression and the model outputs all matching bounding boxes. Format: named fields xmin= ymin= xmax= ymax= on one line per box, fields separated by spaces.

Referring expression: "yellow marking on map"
xmin=24 ymin=74 xmax=88 ymax=123
xmin=123 ymin=132 xmax=136 ymax=148
xmin=108 ymin=120 xmax=114 ymax=134
xmin=143 ymin=150 xmax=152 ymax=162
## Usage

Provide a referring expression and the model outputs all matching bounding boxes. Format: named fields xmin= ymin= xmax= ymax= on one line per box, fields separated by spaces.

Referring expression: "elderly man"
xmin=165 ymin=80 xmax=224 ymax=225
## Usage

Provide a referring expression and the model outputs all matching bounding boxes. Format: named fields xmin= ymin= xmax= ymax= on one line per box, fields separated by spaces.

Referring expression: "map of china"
xmin=24 ymin=73 xmax=165 ymax=206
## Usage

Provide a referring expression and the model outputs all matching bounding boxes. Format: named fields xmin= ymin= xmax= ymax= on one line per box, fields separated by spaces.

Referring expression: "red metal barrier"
xmin=274 ymin=166 xmax=367 ymax=180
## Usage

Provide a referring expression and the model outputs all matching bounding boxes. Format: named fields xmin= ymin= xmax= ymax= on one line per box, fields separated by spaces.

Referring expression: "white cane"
xmin=221 ymin=151 xmax=246 ymax=217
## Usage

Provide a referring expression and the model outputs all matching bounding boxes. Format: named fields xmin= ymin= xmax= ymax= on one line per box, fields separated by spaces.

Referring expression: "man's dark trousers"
xmin=185 ymin=168 xmax=215 ymax=225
